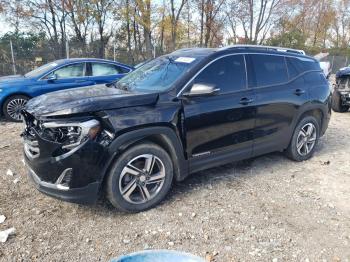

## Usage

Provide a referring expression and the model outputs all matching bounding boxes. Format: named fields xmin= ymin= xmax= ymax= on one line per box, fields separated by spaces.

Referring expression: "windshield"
xmin=25 ymin=62 xmax=59 ymax=78
xmin=116 ymin=56 xmax=199 ymax=92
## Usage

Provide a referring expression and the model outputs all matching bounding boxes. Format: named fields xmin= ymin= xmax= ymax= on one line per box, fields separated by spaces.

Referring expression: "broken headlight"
xmin=41 ymin=119 xmax=101 ymax=150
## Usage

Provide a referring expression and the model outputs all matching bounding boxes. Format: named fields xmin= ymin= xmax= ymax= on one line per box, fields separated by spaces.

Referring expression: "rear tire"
xmin=106 ymin=142 xmax=174 ymax=212
xmin=286 ymin=116 xmax=320 ymax=162
xmin=3 ymin=95 xmax=30 ymax=122
xmin=331 ymin=91 xmax=349 ymax=113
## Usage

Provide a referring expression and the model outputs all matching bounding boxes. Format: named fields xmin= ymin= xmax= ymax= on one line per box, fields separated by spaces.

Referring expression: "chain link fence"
xmin=0 ymin=40 xmax=141 ymax=76
xmin=1 ymin=39 xmax=350 ymax=77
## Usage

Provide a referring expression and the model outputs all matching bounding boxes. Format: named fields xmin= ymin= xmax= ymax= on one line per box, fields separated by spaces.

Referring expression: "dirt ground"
xmin=0 ymin=112 xmax=350 ymax=262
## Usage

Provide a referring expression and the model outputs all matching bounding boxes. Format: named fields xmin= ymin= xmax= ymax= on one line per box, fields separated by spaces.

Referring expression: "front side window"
xmin=193 ymin=55 xmax=246 ymax=93
xmin=251 ymin=54 xmax=288 ymax=87
xmin=47 ymin=63 xmax=85 ymax=79
xmin=91 ymin=63 xmax=122 ymax=76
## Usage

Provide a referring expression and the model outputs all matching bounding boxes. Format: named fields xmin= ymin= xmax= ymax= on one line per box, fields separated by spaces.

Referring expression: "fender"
xmin=290 ymin=101 xmax=331 ymax=140
xmin=103 ymin=126 xmax=189 ymax=182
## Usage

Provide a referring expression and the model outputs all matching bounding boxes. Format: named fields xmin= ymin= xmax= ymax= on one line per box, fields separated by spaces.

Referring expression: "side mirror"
xmin=183 ymin=83 xmax=220 ymax=97
xmin=47 ymin=74 xmax=57 ymax=82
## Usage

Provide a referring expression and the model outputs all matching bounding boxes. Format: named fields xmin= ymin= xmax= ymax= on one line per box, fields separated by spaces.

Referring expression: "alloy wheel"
xmin=296 ymin=122 xmax=317 ymax=156
xmin=6 ymin=98 xmax=27 ymax=121
xmin=119 ymin=154 xmax=166 ymax=204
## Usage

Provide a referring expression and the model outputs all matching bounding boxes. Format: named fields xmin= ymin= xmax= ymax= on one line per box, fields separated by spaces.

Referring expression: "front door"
xmin=181 ymin=54 xmax=256 ymax=170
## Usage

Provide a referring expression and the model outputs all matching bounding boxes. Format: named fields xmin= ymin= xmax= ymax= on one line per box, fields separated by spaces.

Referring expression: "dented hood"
xmin=25 ymin=84 xmax=159 ymax=117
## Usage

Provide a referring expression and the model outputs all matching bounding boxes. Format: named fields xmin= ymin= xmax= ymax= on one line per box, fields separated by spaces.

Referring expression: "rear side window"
xmin=193 ymin=55 xmax=246 ymax=93
xmin=286 ymin=57 xmax=320 ymax=78
xmin=250 ymin=54 xmax=288 ymax=87
xmin=91 ymin=63 xmax=124 ymax=76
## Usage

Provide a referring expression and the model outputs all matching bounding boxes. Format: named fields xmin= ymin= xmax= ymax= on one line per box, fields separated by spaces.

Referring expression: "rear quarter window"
xmin=250 ymin=54 xmax=288 ymax=87
xmin=286 ymin=57 xmax=320 ymax=79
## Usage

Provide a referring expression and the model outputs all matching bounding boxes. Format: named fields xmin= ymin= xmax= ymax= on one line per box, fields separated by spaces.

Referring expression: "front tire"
xmin=331 ymin=91 xmax=349 ymax=113
xmin=106 ymin=142 xmax=174 ymax=212
xmin=3 ymin=95 xmax=30 ymax=122
xmin=286 ymin=116 xmax=320 ymax=162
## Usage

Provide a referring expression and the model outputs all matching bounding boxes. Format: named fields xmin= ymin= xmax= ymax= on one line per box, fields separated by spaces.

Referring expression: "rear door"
xmin=182 ymin=54 xmax=256 ymax=168
xmin=39 ymin=62 xmax=94 ymax=95
xmin=248 ymin=54 xmax=310 ymax=156
xmin=88 ymin=62 xmax=131 ymax=85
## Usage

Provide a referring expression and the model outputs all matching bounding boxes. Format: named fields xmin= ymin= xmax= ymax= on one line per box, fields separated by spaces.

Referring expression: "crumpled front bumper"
xmin=26 ymin=162 xmax=100 ymax=204
xmin=23 ymin=122 xmax=112 ymax=205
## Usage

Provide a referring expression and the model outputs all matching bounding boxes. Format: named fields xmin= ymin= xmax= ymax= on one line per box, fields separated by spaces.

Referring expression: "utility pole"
xmin=10 ymin=40 xmax=16 ymax=75
xmin=113 ymin=43 xmax=116 ymax=61
xmin=66 ymin=39 xmax=69 ymax=59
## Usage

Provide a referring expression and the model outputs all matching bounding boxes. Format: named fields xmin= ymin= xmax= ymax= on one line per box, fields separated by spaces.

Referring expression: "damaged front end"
xmin=335 ymin=69 xmax=350 ymax=106
xmin=21 ymin=110 xmax=114 ymax=204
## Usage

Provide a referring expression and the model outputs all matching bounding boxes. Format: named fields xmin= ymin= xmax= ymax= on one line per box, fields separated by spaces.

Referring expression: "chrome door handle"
xmin=294 ymin=89 xmax=306 ymax=96
xmin=240 ymin=97 xmax=254 ymax=105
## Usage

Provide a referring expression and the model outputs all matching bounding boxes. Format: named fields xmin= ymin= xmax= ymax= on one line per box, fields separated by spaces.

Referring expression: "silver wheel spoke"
xmin=121 ymin=178 xmax=137 ymax=198
xmin=125 ymin=164 xmax=142 ymax=176
xmin=144 ymin=155 xmax=156 ymax=173
xmin=139 ymin=185 xmax=151 ymax=200
xmin=299 ymin=129 xmax=307 ymax=137
xmin=147 ymin=172 xmax=165 ymax=184
xmin=306 ymin=125 xmax=314 ymax=136
xmin=304 ymin=143 xmax=310 ymax=154
xmin=297 ymin=140 xmax=304 ymax=150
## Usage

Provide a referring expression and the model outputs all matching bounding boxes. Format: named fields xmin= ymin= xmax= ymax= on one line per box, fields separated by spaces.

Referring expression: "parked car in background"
xmin=0 ymin=58 xmax=133 ymax=121
xmin=332 ymin=66 xmax=350 ymax=112
xmin=21 ymin=45 xmax=331 ymax=212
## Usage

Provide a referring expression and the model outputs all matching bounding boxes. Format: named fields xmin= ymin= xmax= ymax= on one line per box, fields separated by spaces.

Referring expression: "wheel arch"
xmin=101 ymin=126 xmax=189 ymax=188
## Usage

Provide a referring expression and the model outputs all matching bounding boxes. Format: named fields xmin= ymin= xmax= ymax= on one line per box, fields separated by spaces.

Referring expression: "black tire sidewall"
xmin=288 ymin=116 xmax=320 ymax=161
xmin=331 ymin=91 xmax=349 ymax=113
xmin=106 ymin=143 xmax=174 ymax=212
xmin=3 ymin=95 xmax=29 ymax=122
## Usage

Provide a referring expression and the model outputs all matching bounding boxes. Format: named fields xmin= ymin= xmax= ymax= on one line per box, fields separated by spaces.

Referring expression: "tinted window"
xmin=92 ymin=63 xmax=124 ymax=76
xmin=303 ymin=72 xmax=325 ymax=85
xmin=193 ymin=55 xmax=246 ymax=93
xmin=251 ymin=54 xmax=288 ymax=86
xmin=286 ymin=57 xmax=320 ymax=78
xmin=48 ymin=63 xmax=85 ymax=79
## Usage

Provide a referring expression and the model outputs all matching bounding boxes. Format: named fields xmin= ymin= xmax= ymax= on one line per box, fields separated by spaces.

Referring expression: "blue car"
xmin=0 ymin=58 xmax=133 ymax=121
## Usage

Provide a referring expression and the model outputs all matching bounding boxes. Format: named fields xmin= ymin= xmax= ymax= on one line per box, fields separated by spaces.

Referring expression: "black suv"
xmin=21 ymin=45 xmax=331 ymax=212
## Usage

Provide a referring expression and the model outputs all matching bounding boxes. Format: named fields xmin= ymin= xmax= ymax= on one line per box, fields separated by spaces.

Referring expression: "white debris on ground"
xmin=13 ymin=178 xmax=20 ymax=184
xmin=0 ymin=215 xmax=6 ymax=224
xmin=6 ymin=169 xmax=13 ymax=176
xmin=0 ymin=228 xmax=15 ymax=243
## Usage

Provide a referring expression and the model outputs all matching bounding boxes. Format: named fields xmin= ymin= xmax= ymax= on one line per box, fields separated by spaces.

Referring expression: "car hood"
xmin=25 ymin=84 xmax=159 ymax=118
xmin=0 ymin=74 xmax=27 ymax=84
xmin=336 ymin=67 xmax=350 ymax=78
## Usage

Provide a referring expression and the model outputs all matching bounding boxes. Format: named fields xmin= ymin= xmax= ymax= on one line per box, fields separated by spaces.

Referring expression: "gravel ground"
xmin=1 ymin=112 xmax=350 ymax=262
